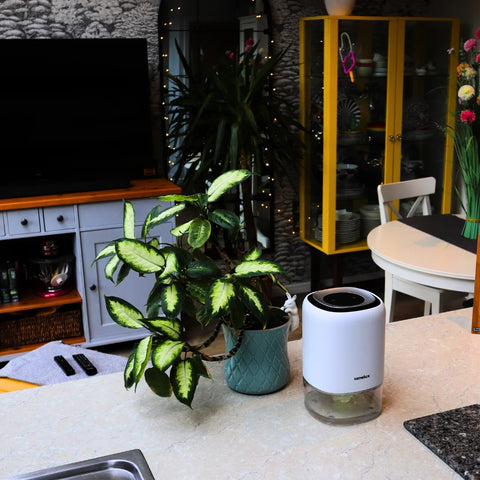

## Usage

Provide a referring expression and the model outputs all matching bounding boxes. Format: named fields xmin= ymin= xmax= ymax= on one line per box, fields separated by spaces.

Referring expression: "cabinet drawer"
xmin=6 ymin=209 xmax=41 ymax=235
xmin=43 ymin=206 xmax=76 ymax=231
xmin=78 ymin=198 xmax=162 ymax=229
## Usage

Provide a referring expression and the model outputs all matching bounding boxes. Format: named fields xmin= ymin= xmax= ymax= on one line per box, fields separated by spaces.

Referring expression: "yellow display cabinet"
xmin=299 ymin=16 xmax=460 ymax=255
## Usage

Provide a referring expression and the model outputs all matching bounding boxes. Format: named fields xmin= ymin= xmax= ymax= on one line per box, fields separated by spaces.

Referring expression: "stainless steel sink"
xmin=5 ymin=449 xmax=155 ymax=480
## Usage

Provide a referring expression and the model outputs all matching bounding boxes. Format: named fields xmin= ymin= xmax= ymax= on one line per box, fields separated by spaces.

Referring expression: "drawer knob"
xmin=20 ymin=218 xmax=28 ymax=226
xmin=89 ymin=284 xmax=97 ymax=291
xmin=57 ymin=215 xmax=64 ymax=222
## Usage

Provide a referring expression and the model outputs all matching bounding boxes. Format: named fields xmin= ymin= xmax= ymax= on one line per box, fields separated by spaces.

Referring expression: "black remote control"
xmin=54 ymin=355 xmax=75 ymax=376
xmin=72 ymin=353 xmax=98 ymax=376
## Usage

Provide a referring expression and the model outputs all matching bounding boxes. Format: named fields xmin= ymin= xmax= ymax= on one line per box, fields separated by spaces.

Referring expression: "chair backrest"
xmin=377 ymin=177 xmax=436 ymax=224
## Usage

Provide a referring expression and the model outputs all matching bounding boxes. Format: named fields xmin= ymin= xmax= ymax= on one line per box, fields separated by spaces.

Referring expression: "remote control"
xmin=72 ymin=353 xmax=98 ymax=376
xmin=54 ymin=355 xmax=75 ymax=376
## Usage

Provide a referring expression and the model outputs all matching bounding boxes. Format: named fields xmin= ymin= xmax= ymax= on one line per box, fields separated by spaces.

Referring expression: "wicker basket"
xmin=0 ymin=308 xmax=83 ymax=348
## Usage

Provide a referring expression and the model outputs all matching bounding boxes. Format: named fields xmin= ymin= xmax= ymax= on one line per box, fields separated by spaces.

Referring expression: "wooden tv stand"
xmin=0 ymin=178 xmax=180 ymax=359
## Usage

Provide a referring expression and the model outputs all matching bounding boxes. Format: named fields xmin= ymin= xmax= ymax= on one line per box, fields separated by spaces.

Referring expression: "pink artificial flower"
xmin=477 ymin=53 xmax=480 ymax=64
xmin=476 ymin=28 xmax=480 ymax=39
xmin=244 ymin=38 xmax=254 ymax=53
xmin=447 ymin=48 xmax=455 ymax=55
xmin=229 ymin=51 xmax=234 ymax=60
xmin=464 ymin=38 xmax=478 ymax=52
xmin=460 ymin=109 xmax=476 ymax=123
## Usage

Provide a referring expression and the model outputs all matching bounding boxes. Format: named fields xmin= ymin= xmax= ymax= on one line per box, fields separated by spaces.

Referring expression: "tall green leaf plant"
xmin=166 ymin=40 xmax=304 ymax=248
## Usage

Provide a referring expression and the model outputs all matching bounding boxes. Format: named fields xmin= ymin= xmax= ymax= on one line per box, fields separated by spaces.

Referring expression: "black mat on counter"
xmin=404 ymin=404 xmax=480 ymax=479
xmin=399 ymin=215 xmax=477 ymax=254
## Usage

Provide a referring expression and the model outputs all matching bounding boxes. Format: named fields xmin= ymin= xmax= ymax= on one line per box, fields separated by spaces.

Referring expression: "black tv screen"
xmin=0 ymin=38 xmax=156 ymax=198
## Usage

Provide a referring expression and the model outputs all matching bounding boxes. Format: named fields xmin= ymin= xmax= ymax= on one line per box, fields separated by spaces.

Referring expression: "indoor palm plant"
xmin=94 ymin=170 xmax=295 ymax=407
xmin=166 ymin=40 xmax=304 ymax=248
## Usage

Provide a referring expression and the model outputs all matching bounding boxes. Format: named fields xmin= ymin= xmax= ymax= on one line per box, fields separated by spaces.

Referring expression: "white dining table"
xmin=367 ymin=218 xmax=476 ymax=293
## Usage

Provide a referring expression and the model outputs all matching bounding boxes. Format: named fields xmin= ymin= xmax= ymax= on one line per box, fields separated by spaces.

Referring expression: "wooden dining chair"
xmin=377 ymin=177 xmax=446 ymax=322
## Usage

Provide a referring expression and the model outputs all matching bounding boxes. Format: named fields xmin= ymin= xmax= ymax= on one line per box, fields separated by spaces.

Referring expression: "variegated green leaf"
xmin=116 ymin=239 xmax=165 ymax=273
xmin=133 ymin=336 xmax=153 ymax=387
xmin=186 ymin=260 xmax=221 ymax=279
xmin=144 ymin=367 xmax=172 ymax=397
xmin=123 ymin=200 xmax=136 ymax=239
xmin=191 ymin=354 xmax=212 ymax=379
xmin=236 ymin=284 xmax=268 ymax=319
xmin=157 ymin=193 xmax=202 ymax=203
xmin=149 ymin=237 xmax=160 ymax=248
xmin=142 ymin=203 xmax=186 ymax=237
xmin=168 ymin=246 xmax=193 ymax=267
xmin=152 ymin=339 xmax=185 ymax=371
xmin=158 ymin=251 xmax=179 ymax=279
xmin=171 ymin=219 xmax=193 ymax=237
xmin=105 ymin=296 xmax=144 ymax=329
xmin=104 ymin=254 xmax=121 ymax=282
xmin=186 ymin=281 xmax=209 ymax=303
xmin=142 ymin=318 xmax=182 ymax=340
xmin=234 ymin=260 xmax=285 ymax=277
xmin=93 ymin=243 xmax=116 ymax=264
xmin=195 ymin=304 xmax=211 ymax=325
xmin=188 ymin=218 xmax=211 ymax=249
xmin=146 ymin=302 xmax=160 ymax=319
xmin=147 ymin=279 xmax=164 ymax=307
xmin=243 ymin=247 xmax=262 ymax=261
xmin=171 ymin=359 xmax=198 ymax=408
xmin=124 ymin=351 xmax=136 ymax=389
xmin=206 ymin=279 xmax=235 ymax=316
xmin=116 ymin=262 xmax=131 ymax=285
xmin=194 ymin=193 xmax=209 ymax=209
xmin=207 ymin=169 xmax=252 ymax=202
xmin=229 ymin=298 xmax=246 ymax=330
xmin=160 ymin=283 xmax=183 ymax=317
xmin=208 ymin=209 xmax=240 ymax=231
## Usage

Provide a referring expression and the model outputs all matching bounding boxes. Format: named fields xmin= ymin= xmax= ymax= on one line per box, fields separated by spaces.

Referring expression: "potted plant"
xmin=166 ymin=40 xmax=304 ymax=249
xmin=94 ymin=170 xmax=298 ymax=407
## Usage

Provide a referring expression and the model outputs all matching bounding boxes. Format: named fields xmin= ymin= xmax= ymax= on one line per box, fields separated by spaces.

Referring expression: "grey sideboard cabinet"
xmin=0 ymin=178 xmax=180 ymax=359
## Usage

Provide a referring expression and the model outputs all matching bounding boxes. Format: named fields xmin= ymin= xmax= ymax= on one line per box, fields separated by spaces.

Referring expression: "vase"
xmin=461 ymin=183 xmax=480 ymax=239
xmin=462 ymin=215 xmax=480 ymax=240
xmin=223 ymin=318 xmax=291 ymax=395
xmin=324 ymin=0 xmax=355 ymax=15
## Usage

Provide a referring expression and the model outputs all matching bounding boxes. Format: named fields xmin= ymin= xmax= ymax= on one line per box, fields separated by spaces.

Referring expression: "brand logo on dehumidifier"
xmin=354 ymin=374 xmax=370 ymax=381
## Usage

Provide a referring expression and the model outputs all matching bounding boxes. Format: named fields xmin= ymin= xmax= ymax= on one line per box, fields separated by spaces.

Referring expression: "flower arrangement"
xmin=449 ymin=29 xmax=480 ymax=239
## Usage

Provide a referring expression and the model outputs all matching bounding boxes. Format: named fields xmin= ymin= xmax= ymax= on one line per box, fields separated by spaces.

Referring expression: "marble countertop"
xmin=1 ymin=308 xmax=479 ymax=480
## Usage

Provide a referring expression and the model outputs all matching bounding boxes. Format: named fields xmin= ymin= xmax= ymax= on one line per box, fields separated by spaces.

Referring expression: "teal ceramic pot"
xmin=223 ymin=318 xmax=291 ymax=395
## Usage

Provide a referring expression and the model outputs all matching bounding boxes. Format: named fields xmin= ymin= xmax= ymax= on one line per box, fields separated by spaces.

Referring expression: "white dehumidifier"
xmin=302 ymin=286 xmax=385 ymax=425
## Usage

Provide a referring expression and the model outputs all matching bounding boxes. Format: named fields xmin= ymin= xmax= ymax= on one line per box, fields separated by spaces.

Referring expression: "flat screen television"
xmin=0 ymin=38 xmax=157 ymax=199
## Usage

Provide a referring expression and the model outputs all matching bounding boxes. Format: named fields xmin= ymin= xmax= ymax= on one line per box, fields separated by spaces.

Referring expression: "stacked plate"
xmin=360 ymin=204 xmax=381 ymax=237
xmin=315 ymin=211 xmax=361 ymax=244
xmin=336 ymin=211 xmax=361 ymax=243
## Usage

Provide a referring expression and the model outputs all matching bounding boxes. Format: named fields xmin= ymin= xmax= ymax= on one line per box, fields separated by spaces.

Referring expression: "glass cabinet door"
xmin=398 ymin=19 xmax=459 ymax=215
xmin=299 ymin=16 xmax=459 ymax=255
